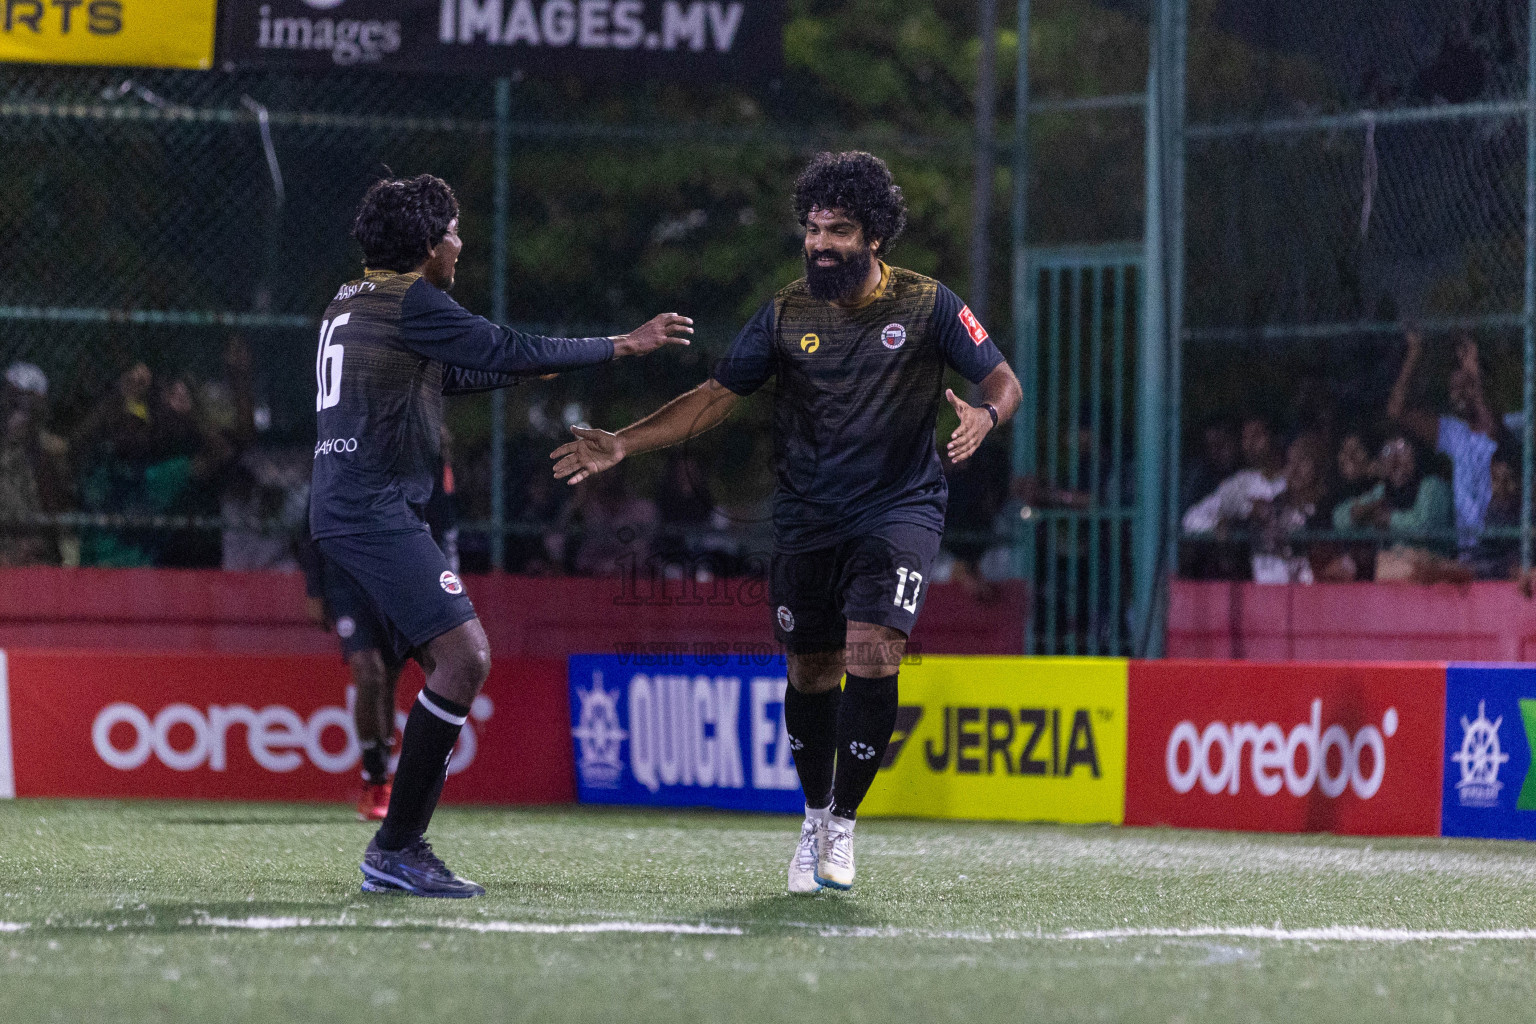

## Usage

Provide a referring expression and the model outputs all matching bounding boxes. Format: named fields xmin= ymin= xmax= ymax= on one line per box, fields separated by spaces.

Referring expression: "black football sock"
xmin=359 ymin=741 xmax=389 ymax=786
xmin=784 ymin=684 xmax=841 ymax=810
xmin=375 ymin=689 xmax=469 ymax=851
xmin=830 ymin=672 xmax=899 ymax=819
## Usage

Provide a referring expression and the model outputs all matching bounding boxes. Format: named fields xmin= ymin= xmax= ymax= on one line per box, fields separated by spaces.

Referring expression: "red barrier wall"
xmin=0 ymin=568 xmax=1025 ymax=657
xmin=5 ymin=650 xmax=573 ymax=804
xmin=1169 ymin=581 xmax=1536 ymax=662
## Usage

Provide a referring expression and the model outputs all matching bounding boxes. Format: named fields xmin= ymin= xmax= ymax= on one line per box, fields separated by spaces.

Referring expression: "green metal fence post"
xmin=1158 ymin=0 xmax=1187 ymax=656
xmin=1012 ymin=0 xmax=1037 ymax=653
xmin=1132 ymin=1 xmax=1168 ymax=657
xmin=491 ymin=77 xmax=511 ymax=572
xmin=1524 ymin=1 xmax=1535 ymax=572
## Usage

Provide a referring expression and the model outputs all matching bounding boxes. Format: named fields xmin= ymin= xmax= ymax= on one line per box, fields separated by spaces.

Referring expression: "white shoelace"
xmin=794 ymin=822 xmax=819 ymax=871
xmin=823 ymin=828 xmax=854 ymax=870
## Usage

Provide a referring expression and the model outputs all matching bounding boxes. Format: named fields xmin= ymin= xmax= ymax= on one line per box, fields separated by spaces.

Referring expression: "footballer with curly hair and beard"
xmin=551 ymin=152 xmax=1022 ymax=894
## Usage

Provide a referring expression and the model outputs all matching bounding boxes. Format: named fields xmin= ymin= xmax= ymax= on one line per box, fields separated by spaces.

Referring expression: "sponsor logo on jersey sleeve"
xmin=439 ymin=571 xmax=464 ymax=595
xmin=776 ymin=605 xmax=795 ymax=632
xmin=959 ymin=305 xmax=990 ymax=345
xmin=881 ymin=323 xmax=907 ymax=350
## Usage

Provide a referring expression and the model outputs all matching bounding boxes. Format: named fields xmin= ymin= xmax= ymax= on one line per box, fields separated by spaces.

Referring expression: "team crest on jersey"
xmin=881 ymin=323 xmax=907 ymax=350
xmin=776 ymin=605 xmax=795 ymax=632
xmin=439 ymin=571 xmax=464 ymax=595
xmin=800 ymin=333 xmax=820 ymax=354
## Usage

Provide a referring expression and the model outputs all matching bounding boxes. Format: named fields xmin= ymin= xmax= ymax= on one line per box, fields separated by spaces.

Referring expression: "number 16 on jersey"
xmin=315 ymin=313 xmax=350 ymax=411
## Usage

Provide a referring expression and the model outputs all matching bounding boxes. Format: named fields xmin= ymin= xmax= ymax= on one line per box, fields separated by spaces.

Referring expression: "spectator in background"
xmin=1179 ymin=416 xmax=1242 ymax=579
xmin=1332 ymin=434 xmax=1454 ymax=581
xmin=1335 ymin=430 xmax=1378 ymax=503
xmin=221 ymin=446 xmax=311 ymax=571
xmin=939 ymin=441 xmax=1008 ymax=602
xmin=1468 ymin=441 xmax=1521 ymax=581
xmin=654 ymin=449 xmax=735 ymax=579
xmin=1320 ymin=428 xmax=1383 ymax=581
xmin=1387 ymin=327 xmax=1498 ymax=559
xmin=563 ymin=466 xmax=659 ymax=576
xmin=0 ymin=362 xmax=72 ymax=566
xmin=1251 ymin=433 xmax=1333 ymax=584
xmin=503 ymin=447 xmax=571 ymax=574
xmin=1182 ymin=420 xmax=1240 ymax=513
xmin=1181 ymin=416 xmax=1288 ymax=580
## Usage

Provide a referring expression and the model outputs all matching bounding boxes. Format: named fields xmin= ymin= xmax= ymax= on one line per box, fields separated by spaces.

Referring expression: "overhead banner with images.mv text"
xmin=568 ymin=654 xmax=1129 ymax=823
xmin=219 ymin=0 xmax=785 ymax=80
xmin=0 ymin=0 xmax=217 ymax=69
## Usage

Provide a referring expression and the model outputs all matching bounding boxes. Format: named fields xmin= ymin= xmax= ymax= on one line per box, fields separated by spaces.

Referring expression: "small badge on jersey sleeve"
xmin=881 ymin=323 xmax=907 ymax=350
xmin=776 ymin=605 xmax=795 ymax=632
xmin=800 ymin=333 xmax=820 ymax=354
xmin=959 ymin=305 xmax=990 ymax=345
xmin=439 ymin=571 xmax=464 ymax=595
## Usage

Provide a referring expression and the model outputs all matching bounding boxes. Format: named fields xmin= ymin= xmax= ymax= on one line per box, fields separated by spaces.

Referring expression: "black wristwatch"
xmin=983 ymin=403 xmax=999 ymax=427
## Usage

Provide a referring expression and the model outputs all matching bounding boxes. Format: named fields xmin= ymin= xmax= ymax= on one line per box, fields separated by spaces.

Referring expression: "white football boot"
xmin=788 ymin=806 xmax=826 ymax=894
xmin=815 ymin=814 xmax=856 ymax=890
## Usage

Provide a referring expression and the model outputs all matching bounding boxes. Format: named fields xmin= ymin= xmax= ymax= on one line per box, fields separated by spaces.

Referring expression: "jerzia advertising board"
xmin=218 ymin=0 xmax=785 ymax=80
xmin=1125 ymin=661 xmax=1446 ymax=836
xmin=568 ymin=654 xmax=1128 ymax=823
xmin=858 ymin=657 xmax=1126 ymax=823
xmin=0 ymin=0 xmax=217 ymax=69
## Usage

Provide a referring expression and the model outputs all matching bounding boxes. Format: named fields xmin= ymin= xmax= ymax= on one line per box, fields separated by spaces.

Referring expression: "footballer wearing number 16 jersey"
xmin=553 ymin=152 xmax=1023 ymax=893
xmin=312 ymin=174 xmax=692 ymax=897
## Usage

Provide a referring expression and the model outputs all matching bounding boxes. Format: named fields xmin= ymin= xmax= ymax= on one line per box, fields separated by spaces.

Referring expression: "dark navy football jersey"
xmin=712 ymin=264 xmax=1006 ymax=552
xmin=310 ymin=270 xmax=613 ymax=538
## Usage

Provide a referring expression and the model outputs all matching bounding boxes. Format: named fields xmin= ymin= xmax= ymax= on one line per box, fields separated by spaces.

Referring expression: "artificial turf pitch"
xmin=5 ymin=801 xmax=1536 ymax=1023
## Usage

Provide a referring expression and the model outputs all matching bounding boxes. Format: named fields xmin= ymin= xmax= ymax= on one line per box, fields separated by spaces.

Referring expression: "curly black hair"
xmin=793 ymin=151 xmax=907 ymax=251
xmin=351 ymin=174 xmax=460 ymax=272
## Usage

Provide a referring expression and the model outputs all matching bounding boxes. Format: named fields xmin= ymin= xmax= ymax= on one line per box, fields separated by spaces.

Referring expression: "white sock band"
xmin=417 ymin=691 xmax=468 ymax=727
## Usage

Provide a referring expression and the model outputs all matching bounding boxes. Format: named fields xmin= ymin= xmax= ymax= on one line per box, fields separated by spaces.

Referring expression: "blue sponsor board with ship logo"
xmin=568 ymin=653 xmax=803 ymax=813
xmin=1443 ymin=665 xmax=1536 ymax=840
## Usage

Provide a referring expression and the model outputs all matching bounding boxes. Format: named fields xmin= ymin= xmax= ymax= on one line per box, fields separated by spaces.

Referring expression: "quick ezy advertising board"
xmin=1126 ymin=661 xmax=1446 ymax=836
xmin=858 ymin=657 xmax=1127 ymax=823
xmin=569 ymin=654 xmax=1128 ymax=822
xmin=0 ymin=0 xmax=217 ymax=69
xmin=568 ymin=653 xmax=803 ymax=813
xmin=1442 ymin=664 xmax=1536 ymax=840
xmin=0 ymin=650 xmax=573 ymax=804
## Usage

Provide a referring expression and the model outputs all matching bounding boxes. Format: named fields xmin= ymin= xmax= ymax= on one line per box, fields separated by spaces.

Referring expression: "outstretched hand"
xmin=613 ymin=314 xmax=693 ymax=358
xmin=551 ymin=425 xmax=625 ymax=486
xmin=945 ymin=388 xmax=993 ymax=464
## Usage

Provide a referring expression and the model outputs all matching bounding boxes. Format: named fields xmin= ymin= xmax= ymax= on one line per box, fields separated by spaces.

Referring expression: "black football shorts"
xmin=319 ymin=556 xmax=399 ymax=665
xmin=770 ymin=522 xmax=942 ymax=654
xmin=316 ymin=528 xmax=477 ymax=663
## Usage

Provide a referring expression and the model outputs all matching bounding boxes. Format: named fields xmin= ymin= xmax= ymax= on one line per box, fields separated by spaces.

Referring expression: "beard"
xmin=804 ymin=246 xmax=874 ymax=301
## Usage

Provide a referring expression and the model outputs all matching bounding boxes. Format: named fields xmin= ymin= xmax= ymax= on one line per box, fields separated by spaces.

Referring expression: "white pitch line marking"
xmin=1058 ymin=926 xmax=1536 ymax=943
xmin=183 ymin=915 xmax=743 ymax=936
xmin=5 ymin=918 xmax=1536 ymax=944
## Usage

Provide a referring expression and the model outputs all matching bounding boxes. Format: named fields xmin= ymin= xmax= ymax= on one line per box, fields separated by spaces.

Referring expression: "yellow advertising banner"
xmin=0 ymin=1 xmax=217 ymax=70
xmin=860 ymin=656 xmax=1128 ymax=824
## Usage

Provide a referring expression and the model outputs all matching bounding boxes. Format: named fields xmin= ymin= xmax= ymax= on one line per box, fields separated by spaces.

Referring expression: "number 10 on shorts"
xmin=894 ymin=567 xmax=922 ymax=613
